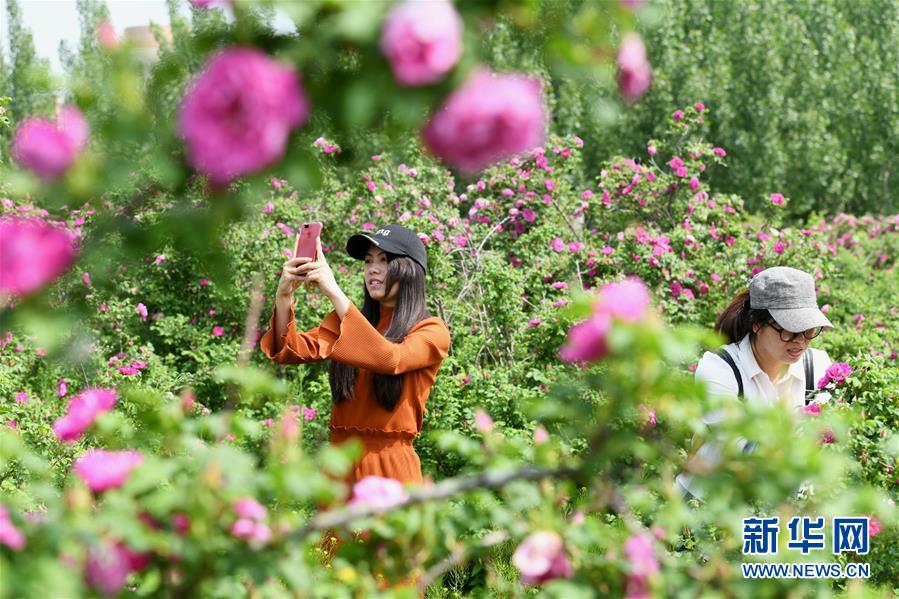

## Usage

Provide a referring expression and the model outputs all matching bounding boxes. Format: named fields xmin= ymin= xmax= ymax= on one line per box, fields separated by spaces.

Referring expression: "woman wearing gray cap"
xmin=260 ymin=223 xmax=451 ymax=488
xmin=675 ymin=266 xmax=835 ymax=503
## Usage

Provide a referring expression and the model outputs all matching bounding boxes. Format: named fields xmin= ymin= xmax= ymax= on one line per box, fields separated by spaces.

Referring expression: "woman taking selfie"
xmin=259 ymin=223 xmax=451 ymax=487
xmin=676 ymin=266 xmax=835 ymax=503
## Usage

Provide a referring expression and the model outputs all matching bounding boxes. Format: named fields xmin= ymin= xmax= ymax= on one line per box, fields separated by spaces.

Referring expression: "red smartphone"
xmin=293 ymin=221 xmax=322 ymax=260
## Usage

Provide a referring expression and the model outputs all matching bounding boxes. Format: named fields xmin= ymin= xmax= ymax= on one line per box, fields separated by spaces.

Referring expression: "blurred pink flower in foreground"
xmin=84 ymin=539 xmax=149 ymax=597
xmin=617 ymin=33 xmax=652 ymax=102
xmin=559 ymin=312 xmax=612 ymax=363
xmin=0 ymin=504 xmax=26 ymax=550
xmin=624 ymin=532 xmax=660 ymax=598
xmin=52 ymin=388 xmax=118 ymax=442
xmin=12 ymin=105 xmax=88 ymax=179
xmin=423 ymin=69 xmax=547 ymax=174
xmin=381 ymin=0 xmax=462 ymax=86
xmin=96 ymin=19 xmax=118 ymax=50
xmin=349 ymin=476 xmax=408 ymax=510
xmin=0 ymin=217 xmax=77 ymax=296
xmin=74 ymin=449 xmax=143 ymax=492
xmin=474 ymin=409 xmax=494 ymax=432
xmin=512 ymin=531 xmax=574 ymax=585
xmin=178 ymin=47 xmax=310 ymax=185
xmin=234 ymin=497 xmax=267 ymax=520
xmin=559 ymin=277 xmax=650 ymax=364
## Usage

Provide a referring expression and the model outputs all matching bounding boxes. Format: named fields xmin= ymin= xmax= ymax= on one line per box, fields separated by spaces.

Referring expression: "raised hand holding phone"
xmin=276 ymin=222 xmax=321 ymax=300
xmin=294 ymin=221 xmax=322 ymax=260
xmin=295 ymin=235 xmax=339 ymax=298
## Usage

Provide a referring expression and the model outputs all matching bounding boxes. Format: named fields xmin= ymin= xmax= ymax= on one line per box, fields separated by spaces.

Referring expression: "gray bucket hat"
xmin=749 ymin=266 xmax=834 ymax=332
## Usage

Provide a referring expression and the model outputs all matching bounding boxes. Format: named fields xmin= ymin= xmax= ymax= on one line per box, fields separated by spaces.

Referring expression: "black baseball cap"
xmin=346 ymin=224 xmax=428 ymax=274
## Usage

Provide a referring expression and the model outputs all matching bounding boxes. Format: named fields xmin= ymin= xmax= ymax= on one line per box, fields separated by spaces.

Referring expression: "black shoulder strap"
xmin=716 ymin=348 xmax=744 ymax=399
xmin=803 ymin=348 xmax=814 ymax=404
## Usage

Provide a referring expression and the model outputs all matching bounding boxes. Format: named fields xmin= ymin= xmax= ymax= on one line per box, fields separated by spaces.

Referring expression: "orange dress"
xmin=259 ymin=301 xmax=451 ymax=485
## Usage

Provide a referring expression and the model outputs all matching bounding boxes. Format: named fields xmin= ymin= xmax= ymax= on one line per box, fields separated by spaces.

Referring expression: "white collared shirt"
xmin=675 ymin=334 xmax=833 ymax=501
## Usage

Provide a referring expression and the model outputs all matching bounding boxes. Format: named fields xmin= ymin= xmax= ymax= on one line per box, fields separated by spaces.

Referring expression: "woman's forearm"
xmin=326 ymin=288 xmax=351 ymax=320
xmin=273 ymin=294 xmax=295 ymax=354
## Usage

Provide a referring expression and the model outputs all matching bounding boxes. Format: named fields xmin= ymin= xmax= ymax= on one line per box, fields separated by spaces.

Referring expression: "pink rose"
xmin=712 ymin=147 xmax=727 ymax=157
xmin=617 ymin=34 xmax=652 ymax=102
xmin=802 ymin=403 xmax=821 ymax=416
xmin=52 ymin=388 xmax=118 ymax=442
xmin=474 ymin=409 xmax=494 ymax=432
xmin=559 ymin=311 xmax=612 ymax=363
xmin=422 ymin=69 xmax=547 ymax=174
xmin=0 ymin=217 xmax=77 ymax=296
xmin=12 ymin=105 xmax=88 ymax=179
xmin=96 ymin=19 xmax=118 ymax=50
xmin=15 ymin=391 xmax=28 ymax=405
xmin=302 ymin=406 xmax=317 ymax=421
xmin=673 ymin=109 xmax=684 ymax=121
xmin=380 ymin=0 xmax=462 ymax=86
xmin=84 ymin=540 xmax=148 ymax=597
xmin=230 ymin=519 xmax=272 ymax=548
xmin=233 ymin=497 xmax=267 ymax=521
xmin=817 ymin=362 xmax=852 ymax=389
xmin=551 ymin=237 xmax=566 ymax=252
xmin=640 ymin=404 xmax=657 ymax=431
xmin=136 ymin=302 xmax=148 ymax=321
xmin=349 ymin=476 xmax=409 ymax=510
xmin=178 ymin=47 xmax=310 ymax=185
xmin=212 ymin=326 xmax=225 ymax=337
xmin=769 ymin=193 xmax=785 ymax=206
xmin=869 ymin=516 xmax=881 ymax=538
xmin=597 ymin=277 xmax=650 ymax=323
xmin=58 ymin=379 xmax=68 ymax=397
xmin=74 ymin=449 xmax=143 ymax=492
xmin=534 ymin=426 xmax=549 ymax=444
xmin=624 ymin=532 xmax=659 ymax=598
xmin=512 ymin=531 xmax=574 ymax=585
xmin=0 ymin=505 xmax=26 ymax=550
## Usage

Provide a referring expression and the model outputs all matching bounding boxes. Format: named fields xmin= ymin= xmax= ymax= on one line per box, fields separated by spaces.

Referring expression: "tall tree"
xmin=5 ymin=0 xmax=55 ymax=122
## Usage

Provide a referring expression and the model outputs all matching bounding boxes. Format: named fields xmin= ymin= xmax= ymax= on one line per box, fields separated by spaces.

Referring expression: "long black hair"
xmin=714 ymin=289 xmax=772 ymax=345
xmin=328 ymin=252 xmax=430 ymax=411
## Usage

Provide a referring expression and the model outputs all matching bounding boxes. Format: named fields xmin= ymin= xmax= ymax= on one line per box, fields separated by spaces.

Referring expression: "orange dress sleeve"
xmin=258 ymin=302 xmax=341 ymax=364
xmin=315 ymin=303 xmax=450 ymax=375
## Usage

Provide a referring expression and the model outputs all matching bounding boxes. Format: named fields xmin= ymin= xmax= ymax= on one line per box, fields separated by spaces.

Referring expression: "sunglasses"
xmin=766 ymin=320 xmax=823 ymax=342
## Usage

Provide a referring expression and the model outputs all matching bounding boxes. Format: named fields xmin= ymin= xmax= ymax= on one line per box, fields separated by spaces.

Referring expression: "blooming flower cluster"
xmin=817 ymin=362 xmax=852 ymax=389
